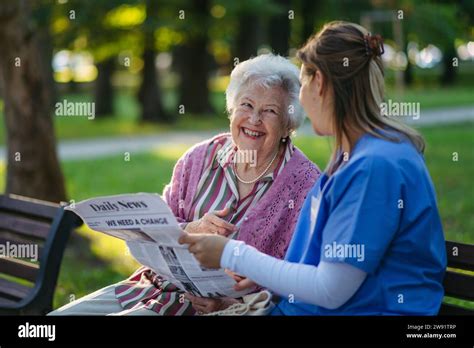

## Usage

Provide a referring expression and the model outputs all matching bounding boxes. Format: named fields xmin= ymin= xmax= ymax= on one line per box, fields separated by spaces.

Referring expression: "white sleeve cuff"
xmin=220 ymin=239 xmax=245 ymax=269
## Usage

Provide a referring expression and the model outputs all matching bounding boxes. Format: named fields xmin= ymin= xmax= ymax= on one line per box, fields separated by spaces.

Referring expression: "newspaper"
xmin=65 ymin=193 xmax=251 ymax=298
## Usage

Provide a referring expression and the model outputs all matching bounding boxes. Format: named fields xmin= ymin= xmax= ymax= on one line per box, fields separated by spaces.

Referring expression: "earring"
xmin=282 ymin=137 xmax=287 ymax=143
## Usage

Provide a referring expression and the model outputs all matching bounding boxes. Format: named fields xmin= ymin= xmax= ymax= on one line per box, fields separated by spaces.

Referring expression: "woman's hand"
xmin=185 ymin=294 xmax=241 ymax=314
xmin=184 ymin=207 xmax=236 ymax=237
xmin=225 ymin=269 xmax=258 ymax=291
xmin=178 ymin=232 xmax=229 ymax=269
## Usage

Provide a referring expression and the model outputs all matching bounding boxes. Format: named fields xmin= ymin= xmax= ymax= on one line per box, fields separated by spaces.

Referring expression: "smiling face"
xmin=230 ymin=83 xmax=289 ymax=164
xmin=299 ymin=64 xmax=334 ymax=136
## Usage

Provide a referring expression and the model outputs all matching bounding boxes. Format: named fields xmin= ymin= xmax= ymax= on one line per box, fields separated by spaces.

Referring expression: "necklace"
xmin=233 ymin=149 xmax=279 ymax=184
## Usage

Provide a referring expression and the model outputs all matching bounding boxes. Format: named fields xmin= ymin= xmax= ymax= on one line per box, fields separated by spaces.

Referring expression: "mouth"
xmin=241 ymin=127 xmax=265 ymax=139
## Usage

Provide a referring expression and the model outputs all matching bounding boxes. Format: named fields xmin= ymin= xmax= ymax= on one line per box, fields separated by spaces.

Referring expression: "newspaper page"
xmin=65 ymin=193 xmax=251 ymax=298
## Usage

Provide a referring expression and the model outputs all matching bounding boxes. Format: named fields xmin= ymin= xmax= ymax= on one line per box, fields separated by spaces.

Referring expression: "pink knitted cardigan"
xmin=163 ymin=133 xmax=321 ymax=259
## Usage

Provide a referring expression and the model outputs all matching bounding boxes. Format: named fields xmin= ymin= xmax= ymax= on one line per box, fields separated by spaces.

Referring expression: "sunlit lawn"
xmin=385 ymin=85 xmax=474 ymax=109
xmin=383 ymin=60 xmax=474 ymax=108
xmin=46 ymin=123 xmax=474 ymax=309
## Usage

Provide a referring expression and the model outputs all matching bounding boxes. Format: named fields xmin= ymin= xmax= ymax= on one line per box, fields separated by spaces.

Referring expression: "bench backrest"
xmin=439 ymin=241 xmax=474 ymax=315
xmin=0 ymin=194 xmax=79 ymax=314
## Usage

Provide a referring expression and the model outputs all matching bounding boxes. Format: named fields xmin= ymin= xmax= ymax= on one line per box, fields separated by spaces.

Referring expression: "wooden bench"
xmin=439 ymin=241 xmax=474 ymax=315
xmin=0 ymin=194 xmax=81 ymax=315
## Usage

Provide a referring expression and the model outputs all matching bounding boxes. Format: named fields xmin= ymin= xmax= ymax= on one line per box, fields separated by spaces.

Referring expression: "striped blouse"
xmin=188 ymin=135 xmax=293 ymax=233
xmin=115 ymin=135 xmax=294 ymax=315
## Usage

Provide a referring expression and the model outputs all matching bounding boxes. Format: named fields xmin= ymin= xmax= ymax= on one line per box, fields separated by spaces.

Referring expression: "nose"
xmin=248 ymin=110 xmax=262 ymax=125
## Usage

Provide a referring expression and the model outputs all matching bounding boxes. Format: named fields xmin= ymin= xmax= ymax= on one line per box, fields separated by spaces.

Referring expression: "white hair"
xmin=225 ymin=53 xmax=304 ymax=133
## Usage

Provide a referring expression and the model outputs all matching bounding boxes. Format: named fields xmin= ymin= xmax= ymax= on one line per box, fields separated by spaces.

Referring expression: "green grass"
xmin=385 ymin=85 xmax=474 ymax=109
xmin=420 ymin=124 xmax=474 ymax=244
xmin=384 ymin=61 xmax=474 ymax=109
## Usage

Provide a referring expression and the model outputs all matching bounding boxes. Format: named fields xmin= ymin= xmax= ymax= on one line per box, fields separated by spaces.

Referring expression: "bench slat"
xmin=443 ymin=271 xmax=474 ymax=302
xmin=0 ymin=258 xmax=38 ymax=282
xmin=0 ymin=212 xmax=51 ymax=240
xmin=0 ymin=195 xmax=58 ymax=220
xmin=445 ymin=241 xmax=474 ymax=271
xmin=0 ymin=296 xmax=20 ymax=307
xmin=0 ymin=231 xmax=43 ymax=245
xmin=0 ymin=278 xmax=32 ymax=301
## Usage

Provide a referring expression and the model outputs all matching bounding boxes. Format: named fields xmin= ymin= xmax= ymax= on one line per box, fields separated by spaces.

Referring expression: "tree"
xmin=406 ymin=2 xmax=464 ymax=86
xmin=55 ymin=0 xmax=173 ymax=122
xmin=94 ymin=57 xmax=115 ymax=116
xmin=53 ymin=0 xmax=132 ymax=118
xmin=234 ymin=13 xmax=263 ymax=61
xmin=174 ymin=0 xmax=214 ymax=114
xmin=301 ymin=0 xmax=318 ymax=41
xmin=0 ymin=1 xmax=66 ymax=202
xmin=138 ymin=0 xmax=171 ymax=122
xmin=223 ymin=0 xmax=278 ymax=65
xmin=269 ymin=0 xmax=291 ymax=56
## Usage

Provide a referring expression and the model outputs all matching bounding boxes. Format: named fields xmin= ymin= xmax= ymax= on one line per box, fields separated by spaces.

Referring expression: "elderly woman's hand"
xmin=184 ymin=207 xmax=236 ymax=237
xmin=178 ymin=232 xmax=228 ymax=269
xmin=185 ymin=293 xmax=241 ymax=314
xmin=225 ymin=269 xmax=258 ymax=292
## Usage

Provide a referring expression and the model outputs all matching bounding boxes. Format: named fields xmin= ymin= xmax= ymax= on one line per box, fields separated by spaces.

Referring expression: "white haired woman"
xmin=49 ymin=54 xmax=320 ymax=316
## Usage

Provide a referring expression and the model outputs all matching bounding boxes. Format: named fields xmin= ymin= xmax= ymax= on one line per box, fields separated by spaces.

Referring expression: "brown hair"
xmin=297 ymin=21 xmax=425 ymax=174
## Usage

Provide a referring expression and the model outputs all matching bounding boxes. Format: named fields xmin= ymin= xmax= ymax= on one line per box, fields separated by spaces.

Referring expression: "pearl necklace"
xmin=233 ymin=149 xmax=279 ymax=185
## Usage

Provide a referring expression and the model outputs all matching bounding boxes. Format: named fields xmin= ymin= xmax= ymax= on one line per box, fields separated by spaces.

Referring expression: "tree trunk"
xmin=94 ymin=57 xmax=115 ymax=117
xmin=138 ymin=0 xmax=170 ymax=123
xmin=404 ymin=60 xmax=414 ymax=86
xmin=441 ymin=46 xmax=457 ymax=85
xmin=138 ymin=47 xmax=171 ymax=123
xmin=269 ymin=0 xmax=291 ymax=56
xmin=0 ymin=1 xmax=66 ymax=203
xmin=36 ymin=24 xmax=57 ymax=109
xmin=234 ymin=14 xmax=262 ymax=62
xmin=175 ymin=0 xmax=213 ymax=114
xmin=302 ymin=0 xmax=318 ymax=43
xmin=175 ymin=42 xmax=213 ymax=114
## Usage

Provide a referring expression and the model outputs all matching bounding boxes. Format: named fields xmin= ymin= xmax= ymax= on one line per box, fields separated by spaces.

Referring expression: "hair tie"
xmin=364 ymin=34 xmax=384 ymax=58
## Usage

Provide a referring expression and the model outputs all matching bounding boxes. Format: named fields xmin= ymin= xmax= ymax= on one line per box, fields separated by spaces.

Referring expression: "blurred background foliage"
xmin=21 ymin=0 xmax=474 ymax=123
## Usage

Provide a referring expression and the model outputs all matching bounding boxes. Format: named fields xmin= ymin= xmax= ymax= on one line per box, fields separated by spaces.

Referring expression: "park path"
xmin=0 ymin=105 xmax=472 ymax=162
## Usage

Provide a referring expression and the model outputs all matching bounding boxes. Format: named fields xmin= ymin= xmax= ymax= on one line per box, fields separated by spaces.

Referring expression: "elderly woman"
xmin=49 ymin=53 xmax=320 ymax=316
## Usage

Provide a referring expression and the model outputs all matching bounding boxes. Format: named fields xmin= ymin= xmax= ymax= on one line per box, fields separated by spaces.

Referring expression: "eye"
xmin=264 ymin=109 xmax=277 ymax=115
xmin=240 ymin=102 xmax=253 ymax=109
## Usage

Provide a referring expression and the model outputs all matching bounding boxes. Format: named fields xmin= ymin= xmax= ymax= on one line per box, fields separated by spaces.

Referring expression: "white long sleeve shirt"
xmin=221 ymin=240 xmax=367 ymax=310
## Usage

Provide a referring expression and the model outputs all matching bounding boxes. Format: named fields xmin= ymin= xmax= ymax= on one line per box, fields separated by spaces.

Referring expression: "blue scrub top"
xmin=276 ymin=131 xmax=446 ymax=315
